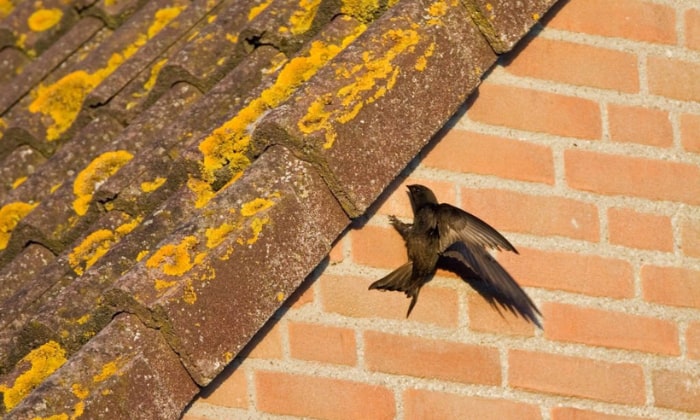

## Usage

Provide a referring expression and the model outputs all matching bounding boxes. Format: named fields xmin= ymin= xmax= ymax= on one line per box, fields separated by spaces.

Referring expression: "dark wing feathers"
xmin=441 ymin=244 xmax=541 ymax=327
xmin=435 ymin=204 xmax=517 ymax=254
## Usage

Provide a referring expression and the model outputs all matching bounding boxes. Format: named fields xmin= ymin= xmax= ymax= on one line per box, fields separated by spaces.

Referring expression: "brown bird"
xmin=369 ymin=184 xmax=541 ymax=327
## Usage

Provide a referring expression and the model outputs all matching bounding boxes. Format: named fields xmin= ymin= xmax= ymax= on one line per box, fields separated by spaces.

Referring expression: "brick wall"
xmin=184 ymin=0 xmax=700 ymax=418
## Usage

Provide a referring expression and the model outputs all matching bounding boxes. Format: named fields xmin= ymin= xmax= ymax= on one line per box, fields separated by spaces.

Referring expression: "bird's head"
xmin=406 ymin=184 xmax=438 ymax=212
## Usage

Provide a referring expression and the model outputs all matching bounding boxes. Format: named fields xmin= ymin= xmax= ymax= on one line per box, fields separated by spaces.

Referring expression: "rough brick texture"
xmin=185 ymin=1 xmax=700 ymax=419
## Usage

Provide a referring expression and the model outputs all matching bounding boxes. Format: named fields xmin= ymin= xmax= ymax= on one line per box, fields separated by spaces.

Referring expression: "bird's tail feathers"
xmin=369 ymin=263 xmax=420 ymax=317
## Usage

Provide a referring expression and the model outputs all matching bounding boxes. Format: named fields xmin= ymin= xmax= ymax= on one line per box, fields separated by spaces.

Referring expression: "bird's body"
xmin=369 ymin=184 xmax=541 ymax=327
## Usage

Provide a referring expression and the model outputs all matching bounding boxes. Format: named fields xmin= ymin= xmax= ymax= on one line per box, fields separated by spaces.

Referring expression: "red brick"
xmin=329 ymin=236 xmax=346 ymax=263
xmin=652 ymin=369 xmax=700 ymax=413
xmin=255 ymin=371 xmax=395 ymax=420
xmin=199 ymin=366 xmax=248 ymax=409
xmin=505 ymin=37 xmax=638 ymax=92
xmin=319 ymin=274 xmax=459 ymax=327
xmin=542 ymin=302 xmax=679 ymax=355
xmin=467 ymin=84 xmax=601 ymax=140
xmin=687 ymin=9 xmax=700 ymax=51
xmin=461 ymin=188 xmax=600 ymax=242
xmin=648 ymin=56 xmax=700 ymax=102
xmin=551 ymin=406 xmax=646 ymax=420
xmin=288 ymin=322 xmax=357 ymax=366
xmin=680 ymin=215 xmax=700 ymax=258
xmin=351 ymin=225 xmax=406 ymax=269
xmin=565 ymin=149 xmax=700 ymax=205
xmin=681 ymin=113 xmax=700 ymax=153
xmin=687 ymin=322 xmax=700 ymax=360
xmin=642 ymin=265 xmax=700 ymax=309
xmin=364 ymin=331 xmax=501 ymax=385
xmin=288 ymin=282 xmax=314 ymax=309
xmin=499 ymin=248 xmax=634 ymax=298
xmin=468 ymin=292 xmax=536 ymax=336
xmin=509 ymin=350 xmax=645 ymax=404
xmin=376 ymin=178 xmax=456 ymax=218
xmin=608 ymin=207 xmax=673 ymax=252
xmin=608 ymin=104 xmax=672 ymax=147
xmin=547 ymin=0 xmax=676 ymax=44
xmin=247 ymin=322 xmax=283 ymax=360
xmin=404 ymin=389 xmax=541 ymax=420
xmin=423 ymin=130 xmax=554 ymax=184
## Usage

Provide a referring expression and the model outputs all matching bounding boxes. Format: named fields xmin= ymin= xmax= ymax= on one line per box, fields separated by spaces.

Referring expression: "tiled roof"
xmin=0 ymin=0 xmax=557 ymax=417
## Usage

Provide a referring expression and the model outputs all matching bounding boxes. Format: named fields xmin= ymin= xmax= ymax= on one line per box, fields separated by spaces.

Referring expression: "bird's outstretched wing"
xmin=441 ymin=243 xmax=541 ymax=327
xmin=435 ymin=204 xmax=518 ymax=253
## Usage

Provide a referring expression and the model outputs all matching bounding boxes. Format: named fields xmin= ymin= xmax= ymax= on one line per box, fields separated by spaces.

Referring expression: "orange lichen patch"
xmin=73 ymin=151 xmax=133 ymax=216
xmin=187 ymin=176 xmax=215 ymax=208
xmin=414 ymin=42 xmax=434 ymax=71
xmin=71 ymin=383 xmax=89 ymax=399
xmin=287 ymin=0 xmax=320 ymax=35
xmin=426 ymin=0 xmax=449 ymax=25
xmin=197 ymin=21 xmax=366 ymax=185
xmin=68 ymin=217 xmax=141 ymax=275
xmin=205 ymin=222 xmax=236 ymax=248
xmin=28 ymin=8 xmax=63 ymax=31
xmin=28 ymin=6 xmax=184 ymax=141
xmin=341 ymin=0 xmax=380 ymax=23
xmin=146 ymin=235 xmax=204 ymax=276
xmin=11 ymin=176 xmax=27 ymax=189
xmin=0 ymin=201 xmax=38 ymax=250
xmin=154 ymin=278 xmax=177 ymax=291
xmin=240 ymin=197 xmax=276 ymax=216
xmin=182 ymin=280 xmax=196 ymax=304
xmin=140 ymin=176 xmax=166 ymax=192
xmin=0 ymin=341 xmax=67 ymax=410
xmin=142 ymin=58 xmax=168 ymax=92
xmin=299 ymin=28 xmax=419 ymax=148
xmin=248 ymin=0 xmax=272 ymax=21
xmin=93 ymin=359 xmax=122 ymax=383
xmin=0 ymin=0 xmax=14 ymax=18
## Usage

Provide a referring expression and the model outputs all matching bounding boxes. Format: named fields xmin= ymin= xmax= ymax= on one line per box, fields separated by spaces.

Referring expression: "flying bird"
xmin=369 ymin=184 xmax=541 ymax=328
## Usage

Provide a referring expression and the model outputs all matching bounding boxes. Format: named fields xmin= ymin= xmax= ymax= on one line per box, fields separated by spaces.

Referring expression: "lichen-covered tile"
xmin=3 ymin=314 xmax=198 ymax=419
xmin=86 ymin=0 xmax=152 ymax=28
xmin=111 ymin=146 xmax=349 ymax=385
xmin=144 ymin=0 xmax=255 ymax=95
xmin=465 ymin=0 xmax=557 ymax=53
xmin=2 ymin=0 xmax=189 ymax=147
xmin=0 ymin=145 xmax=46 ymax=198
xmin=0 ymin=17 xmax=104 ymax=117
xmin=181 ymin=13 xmax=365 ymax=194
xmin=100 ymin=45 xmax=283 ymax=212
xmin=84 ymin=0 xmax=216 ymax=112
xmin=252 ymin=0 xmax=496 ymax=216
xmin=0 ymin=0 xmax=78 ymax=57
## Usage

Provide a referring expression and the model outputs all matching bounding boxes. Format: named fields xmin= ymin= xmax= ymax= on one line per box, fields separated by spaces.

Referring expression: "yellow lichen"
xmin=247 ymin=216 xmax=270 ymax=244
xmin=142 ymin=58 xmax=168 ymax=91
xmin=414 ymin=42 xmax=435 ymax=71
xmin=12 ymin=176 xmax=27 ymax=189
xmin=187 ymin=176 xmax=215 ymax=208
xmin=75 ymin=314 xmax=91 ymax=325
xmin=340 ymin=0 xmax=380 ymax=23
xmin=72 ymin=151 xmax=133 ymax=216
xmin=28 ymin=6 xmax=183 ymax=141
xmin=28 ymin=8 xmax=63 ymax=32
xmin=71 ymin=383 xmax=89 ymax=399
xmin=225 ymin=33 xmax=238 ymax=43
xmin=154 ymin=278 xmax=177 ymax=291
xmin=288 ymin=0 xmax=320 ymax=35
xmin=93 ymin=359 xmax=121 ymax=383
xmin=0 ymin=0 xmax=14 ymax=18
xmin=298 ymin=28 xmax=419 ymax=148
xmin=0 ymin=201 xmax=38 ymax=250
xmin=276 ymin=291 xmax=285 ymax=302
xmin=67 ymin=217 xmax=139 ymax=275
xmin=240 ymin=197 xmax=276 ymax=216
xmin=205 ymin=222 xmax=236 ymax=248
xmin=50 ymin=182 xmax=62 ymax=193
xmin=196 ymin=24 xmax=365 ymax=187
xmin=140 ymin=176 xmax=166 ymax=193
xmin=248 ymin=0 xmax=272 ymax=21
xmin=182 ymin=280 xmax=197 ymax=304
xmin=136 ymin=250 xmax=149 ymax=261
xmin=146 ymin=235 xmax=202 ymax=276
xmin=0 ymin=341 xmax=67 ymax=410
